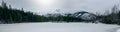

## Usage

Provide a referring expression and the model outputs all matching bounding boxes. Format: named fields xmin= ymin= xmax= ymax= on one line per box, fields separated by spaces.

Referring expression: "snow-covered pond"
xmin=0 ymin=22 xmax=120 ymax=32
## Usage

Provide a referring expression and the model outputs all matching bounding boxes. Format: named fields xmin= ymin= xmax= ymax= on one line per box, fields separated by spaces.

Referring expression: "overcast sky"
xmin=0 ymin=0 xmax=120 ymax=15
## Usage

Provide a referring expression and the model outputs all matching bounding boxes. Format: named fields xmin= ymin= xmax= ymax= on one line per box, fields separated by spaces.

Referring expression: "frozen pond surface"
xmin=0 ymin=22 xmax=120 ymax=32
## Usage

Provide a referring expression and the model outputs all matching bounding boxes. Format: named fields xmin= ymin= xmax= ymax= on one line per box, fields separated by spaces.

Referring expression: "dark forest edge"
xmin=0 ymin=1 xmax=120 ymax=25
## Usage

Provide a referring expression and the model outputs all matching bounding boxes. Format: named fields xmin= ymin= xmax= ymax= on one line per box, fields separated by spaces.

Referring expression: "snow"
xmin=0 ymin=23 xmax=120 ymax=32
xmin=117 ymin=29 xmax=120 ymax=32
xmin=80 ymin=13 xmax=96 ymax=20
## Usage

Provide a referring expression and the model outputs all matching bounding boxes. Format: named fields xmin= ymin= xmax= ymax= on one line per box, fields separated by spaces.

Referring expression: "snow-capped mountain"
xmin=71 ymin=11 xmax=97 ymax=20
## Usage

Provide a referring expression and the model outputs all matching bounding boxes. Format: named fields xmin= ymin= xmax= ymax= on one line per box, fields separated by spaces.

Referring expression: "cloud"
xmin=0 ymin=0 xmax=120 ymax=15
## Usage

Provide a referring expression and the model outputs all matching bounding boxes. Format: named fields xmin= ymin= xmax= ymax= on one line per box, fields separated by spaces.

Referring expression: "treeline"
xmin=97 ymin=5 xmax=120 ymax=25
xmin=0 ymin=7 xmax=84 ymax=23
xmin=0 ymin=6 xmax=42 ymax=23
xmin=0 ymin=5 xmax=84 ymax=24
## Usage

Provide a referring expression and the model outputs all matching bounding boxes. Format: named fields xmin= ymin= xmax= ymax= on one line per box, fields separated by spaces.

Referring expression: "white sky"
xmin=0 ymin=0 xmax=120 ymax=15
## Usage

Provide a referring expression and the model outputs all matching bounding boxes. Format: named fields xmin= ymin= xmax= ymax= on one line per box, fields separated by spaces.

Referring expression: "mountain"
xmin=68 ymin=11 xmax=97 ymax=20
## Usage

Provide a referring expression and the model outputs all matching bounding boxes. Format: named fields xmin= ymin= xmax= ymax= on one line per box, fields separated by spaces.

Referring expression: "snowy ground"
xmin=0 ymin=22 xmax=120 ymax=32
